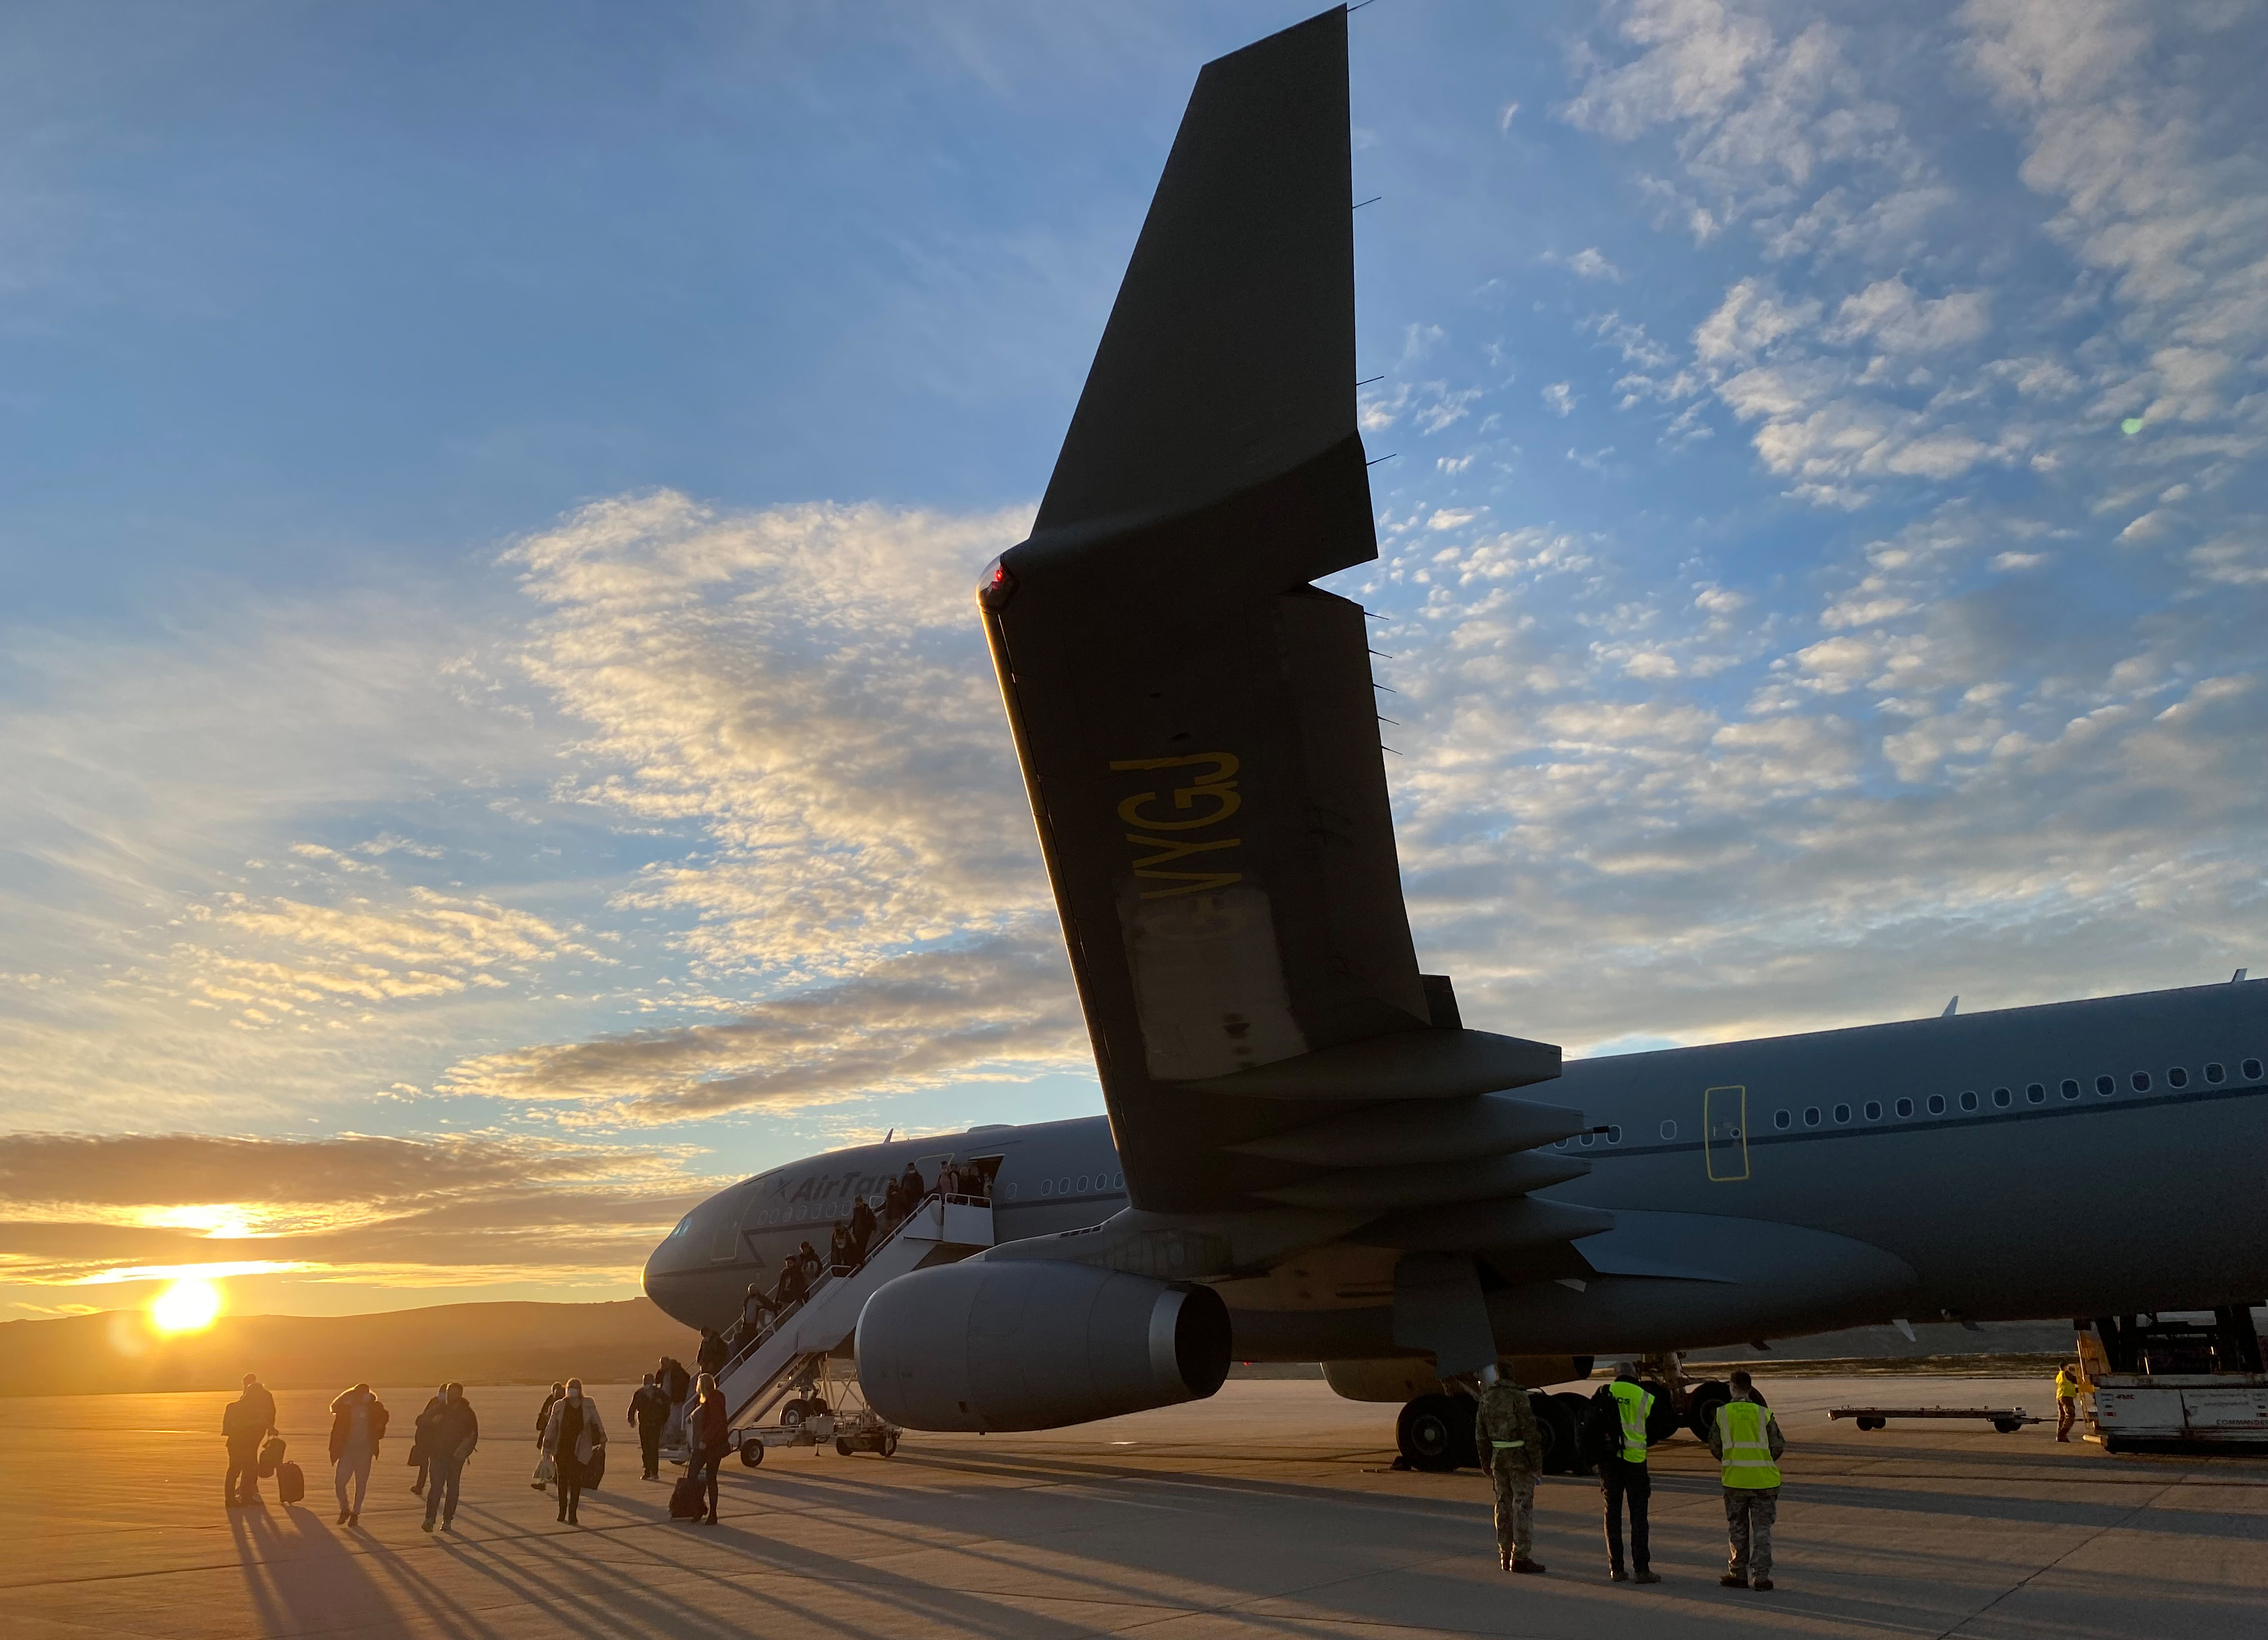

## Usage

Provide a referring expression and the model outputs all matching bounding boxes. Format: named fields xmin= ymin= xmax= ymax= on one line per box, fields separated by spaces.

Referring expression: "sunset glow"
xmin=148 ymin=1279 xmax=222 ymax=1335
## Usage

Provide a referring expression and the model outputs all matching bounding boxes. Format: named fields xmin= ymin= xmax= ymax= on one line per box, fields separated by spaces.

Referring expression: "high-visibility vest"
xmin=2055 ymin=1369 xmax=2086 ymax=1400
xmin=1605 ymin=1380 xmax=1652 ymax=1463
xmin=1716 ymin=1398 xmax=1780 ymax=1489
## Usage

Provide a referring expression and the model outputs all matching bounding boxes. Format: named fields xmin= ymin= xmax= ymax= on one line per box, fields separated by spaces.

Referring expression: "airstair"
xmin=714 ymin=1194 xmax=994 ymax=1441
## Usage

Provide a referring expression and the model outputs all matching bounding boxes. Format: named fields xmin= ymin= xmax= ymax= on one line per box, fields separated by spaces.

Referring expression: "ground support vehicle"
xmin=2077 ymin=1307 xmax=2268 ymax=1454
xmin=1832 ymin=1406 xmax=2037 ymax=1432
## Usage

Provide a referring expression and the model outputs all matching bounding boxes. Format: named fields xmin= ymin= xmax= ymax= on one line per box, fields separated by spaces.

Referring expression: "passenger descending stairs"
xmin=716 ymin=1195 xmax=996 ymax=1428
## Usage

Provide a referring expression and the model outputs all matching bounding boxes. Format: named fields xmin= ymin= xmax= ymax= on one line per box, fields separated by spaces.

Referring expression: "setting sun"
xmin=148 ymin=1278 xmax=222 ymax=1335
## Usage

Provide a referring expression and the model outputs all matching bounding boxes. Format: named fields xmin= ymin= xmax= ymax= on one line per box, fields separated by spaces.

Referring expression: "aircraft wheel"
xmin=1685 ymin=1379 xmax=1731 ymax=1441
xmin=1396 ymin=1395 xmax=1463 ymax=1472
xmin=880 ymin=1431 xmax=898 ymax=1458
xmin=836 ymin=1437 xmax=854 ymax=1457
xmin=1530 ymin=1392 xmax=1576 ymax=1475
xmin=1553 ymin=1391 xmax=1602 ymax=1474
xmin=1638 ymin=1381 xmax=1683 ymax=1444
xmin=739 ymin=1436 xmax=764 ymax=1467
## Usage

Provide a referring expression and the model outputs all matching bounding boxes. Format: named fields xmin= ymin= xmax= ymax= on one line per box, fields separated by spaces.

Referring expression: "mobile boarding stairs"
xmin=705 ymin=1193 xmax=994 ymax=1465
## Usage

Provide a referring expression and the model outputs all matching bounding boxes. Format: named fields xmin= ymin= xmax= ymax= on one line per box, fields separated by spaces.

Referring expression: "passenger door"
xmin=1704 ymin=1085 xmax=1750 ymax=1182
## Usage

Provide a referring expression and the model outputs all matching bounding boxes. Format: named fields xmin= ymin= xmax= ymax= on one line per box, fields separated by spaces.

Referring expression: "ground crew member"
xmin=2055 ymin=1362 xmax=2090 ymax=1443
xmin=1709 ymin=1370 xmax=1785 ymax=1590
xmin=1594 ymin=1363 xmax=1659 ymax=1583
xmin=1473 ymin=1370 xmax=1547 ymax=1574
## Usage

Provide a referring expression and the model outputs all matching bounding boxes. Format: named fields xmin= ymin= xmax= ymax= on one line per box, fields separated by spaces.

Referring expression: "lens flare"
xmin=150 ymin=1278 xmax=222 ymax=1335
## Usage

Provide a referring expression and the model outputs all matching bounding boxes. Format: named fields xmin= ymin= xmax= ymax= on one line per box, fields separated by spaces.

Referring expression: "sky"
xmin=2 ymin=0 xmax=2262 ymax=1322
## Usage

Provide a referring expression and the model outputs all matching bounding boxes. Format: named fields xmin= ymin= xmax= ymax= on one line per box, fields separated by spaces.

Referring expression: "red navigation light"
xmin=977 ymin=557 xmax=1018 ymax=611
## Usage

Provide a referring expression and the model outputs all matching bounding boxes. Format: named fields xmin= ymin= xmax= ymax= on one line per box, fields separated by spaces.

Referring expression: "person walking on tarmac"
xmin=222 ymin=1373 xmax=277 ymax=1507
xmin=532 ymin=1381 xmax=565 ymax=1490
xmin=627 ymin=1373 xmax=670 ymax=1480
xmin=2055 ymin=1361 xmax=2091 ymax=1442
xmin=419 ymin=1383 xmax=479 ymax=1534
xmin=1473 ymin=1369 xmax=1546 ymax=1574
xmin=1591 ymin=1363 xmax=1659 ymax=1583
xmin=1709 ymin=1370 xmax=1786 ymax=1590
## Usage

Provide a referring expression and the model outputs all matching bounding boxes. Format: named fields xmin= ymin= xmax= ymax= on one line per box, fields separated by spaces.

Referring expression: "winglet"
xmin=1940 ymin=995 xmax=1958 ymax=1018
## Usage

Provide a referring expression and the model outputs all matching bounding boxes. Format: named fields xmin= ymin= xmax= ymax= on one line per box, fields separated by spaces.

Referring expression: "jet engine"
xmin=856 ymin=1259 xmax=1232 ymax=1432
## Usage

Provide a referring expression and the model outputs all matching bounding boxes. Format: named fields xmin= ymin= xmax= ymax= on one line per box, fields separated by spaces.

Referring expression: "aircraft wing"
xmin=979 ymin=8 xmax=1570 ymax=1217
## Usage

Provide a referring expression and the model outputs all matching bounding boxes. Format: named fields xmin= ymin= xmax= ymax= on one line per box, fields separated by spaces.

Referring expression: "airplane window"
xmin=1005 ymin=1182 xmax=1018 ymax=1198
xmin=2026 ymin=1084 xmax=2044 ymax=1103
xmin=1060 ymin=1177 xmax=1072 ymax=1193
xmin=2061 ymin=1080 xmax=2081 ymax=1100
xmin=1114 ymin=1172 xmax=1125 ymax=1188
xmin=2096 ymin=1076 xmax=2116 ymax=1097
xmin=1659 ymin=1120 xmax=1677 ymax=1140
xmin=1865 ymin=1101 xmax=1882 ymax=1120
xmin=1834 ymin=1103 xmax=1851 ymax=1123
xmin=1896 ymin=1098 xmax=1914 ymax=1118
xmin=1580 ymin=1132 xmax=1596 ymax=1147
xmin=1773 ymin=1110 xmax=1790 ymax=1130
xmin=2205 ymin=1062 xmax=2225 ymax=1083
xmin=1606 ymin=1126 xmax=1623 ymax=1144
xmin=1960 ymin=1090 xmax=1978 ymax=1112
xmin=1804 ymin=1106 xmax=1821 ymax=1127
xmin=1926 ymin=1094 xmax=1946 ymax=1115
xmin=2167 ymin=1067 xmax=2188 ymax=1089
xmin=1991 ymin=1088 xmax=2010 ymax=1108
xmin=1040 ymin=1180 xmax=1053 ymax=1196
xmin=1077 ymin=1174 xmax=1091 ymax=1191
xmin=2129 ymin=1072 xmax=2149 ymax=1093
xmin=2247 ymin=1059 xmax=2264 ymax=1081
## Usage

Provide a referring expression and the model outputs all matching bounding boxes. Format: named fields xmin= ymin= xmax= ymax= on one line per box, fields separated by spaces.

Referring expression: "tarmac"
xmin=5 ymin=1376 xmax=2264 ymax=1639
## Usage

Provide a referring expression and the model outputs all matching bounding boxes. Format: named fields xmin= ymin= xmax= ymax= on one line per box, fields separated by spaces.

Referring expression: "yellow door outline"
xmin=1704 ymin=1085 xmax=1749 ymax=1181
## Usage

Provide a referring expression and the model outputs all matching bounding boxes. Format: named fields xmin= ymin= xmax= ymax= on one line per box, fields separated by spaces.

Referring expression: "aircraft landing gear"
xmin=1394 ymin=1393 xmax=1476 ymax=1472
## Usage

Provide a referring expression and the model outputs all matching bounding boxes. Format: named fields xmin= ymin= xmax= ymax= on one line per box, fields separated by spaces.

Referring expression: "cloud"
xmin=0 ymin=1130 xmax=723 ymax=1298
xmin=1549 ymin=247 xmax=1623 ymax=281
xmin=1826 ymin=277 xmax=1991 ymax=353
xmin=438 ymin=931 xmax=1089 ymax=1125
xmin=1541 ymin=381 xmax=1578 ymax=417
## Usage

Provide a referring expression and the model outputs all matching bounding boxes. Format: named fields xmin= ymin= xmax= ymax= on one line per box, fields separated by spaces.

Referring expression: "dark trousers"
xmin=689 ymin=1442 xmax=725 ymax=1520
xmin=1600 ymin=1456 xmax=1652 ymax=1572
xmin=225 ymin=1434 xmax=263 ymax=1503
xmin=556 ymin=1455 xmax=582 ymax=1521
xmin=638 ymin=1425 xmax=663 ymax=1478
xmin=423 ymin=1452 xmax=464 ymax=1526
xmin=411 ymin=1449 xmax=429 ymax=1491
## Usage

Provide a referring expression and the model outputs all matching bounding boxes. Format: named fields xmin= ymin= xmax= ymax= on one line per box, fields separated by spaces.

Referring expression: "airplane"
xmin=643 ymin=6 xmax=2268 ymax=1468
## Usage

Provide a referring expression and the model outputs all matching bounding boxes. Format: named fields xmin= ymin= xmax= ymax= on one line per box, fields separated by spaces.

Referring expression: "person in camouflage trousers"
xmin=1474 ymin=1373 xmax=1547 ymax=1574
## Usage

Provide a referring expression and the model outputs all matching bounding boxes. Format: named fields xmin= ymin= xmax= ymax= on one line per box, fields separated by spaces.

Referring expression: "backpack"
xmin=257 ymin=1435 xmax=287 ymax=1476
xmin=669 ymin=1474 xmax=705 ymax=1520
xmin=275 ymin=1461 xmax=305 ymax=1504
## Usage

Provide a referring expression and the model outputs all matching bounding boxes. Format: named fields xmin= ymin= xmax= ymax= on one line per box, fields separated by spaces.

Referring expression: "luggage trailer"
xmin=2077 ymin=1307 xmax=2268 ymax=1454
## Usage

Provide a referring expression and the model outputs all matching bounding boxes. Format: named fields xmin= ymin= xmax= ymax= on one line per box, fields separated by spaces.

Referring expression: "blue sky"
xmin=2 ymin=0 xmax=2262 ymax=1317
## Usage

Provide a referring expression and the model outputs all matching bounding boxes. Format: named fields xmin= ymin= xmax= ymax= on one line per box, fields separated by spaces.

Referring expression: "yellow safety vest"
xmin=1717 ymin=1398 xmax=1780 ymax=1489
xmin=2055 ymin=1369 xmax=2085 ymax=1400
xmin=1605 ymin=1380 xmax=1652 ymax=1464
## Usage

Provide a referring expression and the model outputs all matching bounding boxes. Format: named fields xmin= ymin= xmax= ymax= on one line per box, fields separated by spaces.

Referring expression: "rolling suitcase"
xmin=276 ymin=1460 xmax=305 ymax=1504
xmin=669 ymin=1474 xmax=703 ymax=1519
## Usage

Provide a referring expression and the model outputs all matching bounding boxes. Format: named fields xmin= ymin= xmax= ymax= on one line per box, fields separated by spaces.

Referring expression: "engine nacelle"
xmin=856 ymin=1259 xmax=1232 ymax=1432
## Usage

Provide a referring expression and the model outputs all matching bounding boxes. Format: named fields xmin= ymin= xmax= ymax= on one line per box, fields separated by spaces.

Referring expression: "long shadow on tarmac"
xmin=230 ymin=1498 xmax=403 ymax=1637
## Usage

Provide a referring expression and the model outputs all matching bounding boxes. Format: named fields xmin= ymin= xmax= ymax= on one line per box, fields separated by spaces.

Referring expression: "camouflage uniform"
xmin=1474 ymin=1381 xmax=1544 ymax=1567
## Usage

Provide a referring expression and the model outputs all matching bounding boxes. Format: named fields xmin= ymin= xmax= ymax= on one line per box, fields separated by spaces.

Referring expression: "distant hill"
xmin=0 ymin=1298 xmax=701 ymax=1398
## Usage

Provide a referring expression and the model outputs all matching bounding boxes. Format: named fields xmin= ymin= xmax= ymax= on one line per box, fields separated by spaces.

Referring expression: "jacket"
xmin=628 ymin=1385 xmax=670 ymax=1431
xmin=689 ymin=1394 xmax=729 ymax=1452
xmin=420 ymin=1396 xmax=479 ymax=1463
xmin=223 ymin=1384 xmax=276 ymax=1440
xmin=543 ymin=1395 xmax=608 ymax=1465
xmin=1474 ymin=1382 xmax=1544 ymax=1477
xmin=536 ymin=1389 xmax=562 ymax=1437
xmin=327 ymin=1388 xmax=388 ymax=1462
